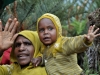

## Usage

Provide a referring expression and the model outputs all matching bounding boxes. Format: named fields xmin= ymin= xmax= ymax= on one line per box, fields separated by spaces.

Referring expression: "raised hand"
xmin=0 ymin=18 xmax=19 ymax=51
xmin=84 ymin=25 xmax=100 ymax=43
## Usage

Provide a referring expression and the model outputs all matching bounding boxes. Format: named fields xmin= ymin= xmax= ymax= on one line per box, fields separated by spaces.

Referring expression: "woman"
xmin=0 ymin=18 xmax=47 ymax=75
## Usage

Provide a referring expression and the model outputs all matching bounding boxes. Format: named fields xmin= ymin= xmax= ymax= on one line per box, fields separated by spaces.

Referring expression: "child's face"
xmin=14 ymin=36 xmax=34 ymax=67
xmin=38 ymin=18 xmax=57 ymax=46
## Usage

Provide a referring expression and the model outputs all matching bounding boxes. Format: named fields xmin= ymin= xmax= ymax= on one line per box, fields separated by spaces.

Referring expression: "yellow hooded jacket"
xmin=0 ymin=30 xmax=47 ymax=75
xmin=37 ymin=13 xmax=92 ymax=75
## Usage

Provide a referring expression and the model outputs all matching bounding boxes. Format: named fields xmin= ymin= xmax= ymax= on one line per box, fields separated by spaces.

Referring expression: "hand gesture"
xmin=31 ymin=56 xmax=42 ymax=67
xmin=0 ymin=18 xmax=19 ymax=50
xmin=84 ymin=25 xmax=100 ymax=43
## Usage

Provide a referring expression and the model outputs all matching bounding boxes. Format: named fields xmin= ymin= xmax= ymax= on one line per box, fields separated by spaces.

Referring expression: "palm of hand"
xmin=0 ymin=31 xmax=14 ymax=50
xmin=86 ymin=25 xmax=100 ymax=43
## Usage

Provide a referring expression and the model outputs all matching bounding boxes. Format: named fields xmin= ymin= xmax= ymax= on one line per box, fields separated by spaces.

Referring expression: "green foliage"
xmin=92 ymin=0 xmax=100 ymax=9
xmin=71 ymin=19 xmax=87 ymax=35
xmin=0 ymin=0 xmax=97 ymax=30
xmin=62 ymin=19 xmax=87 ymax=36
xmin=0 ymin=0 xmax=100 ymax=74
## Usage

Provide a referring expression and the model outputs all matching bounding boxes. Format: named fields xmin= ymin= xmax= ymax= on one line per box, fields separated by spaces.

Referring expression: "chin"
xmin=43 ymin=43 xmax=52 ymax=46
xmin=19 ymin=61 xmax=30 ymax=66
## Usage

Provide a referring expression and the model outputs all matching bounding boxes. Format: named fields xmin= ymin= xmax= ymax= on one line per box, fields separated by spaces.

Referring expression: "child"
xmin=36 ymin=13 xmax=100 ymax=75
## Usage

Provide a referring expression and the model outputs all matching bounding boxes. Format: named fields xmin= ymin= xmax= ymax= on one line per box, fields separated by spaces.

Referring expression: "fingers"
xmin=31 ymin=58 xmax=39 ymax=67
xmin=11 ymin=21 xmax=19 ymax=35
xmin=31 ymin=58 xmax=36 ymax=67
xmin=35 ymin=61 xmax=40 ymax=67
xmin=8 ymin=18 xmax=17 ymax=32
xmin=4 ymin=18 xmax=12 ymax=31
xmin=91 ymin=25 xmax=95 ymax=32
xmin=93 ymin=28 xmax=99 ymax=34
xmin=8 ymin=18 xmax=18 ymax=32
xmin=89 ymin=25 xmax=99 ymax=35
xmin=4 ymin=18 xmax=18 ymax=32
xmin=88 ymin=25 xmax=95 ymax=33
xmin=11 ymin=33 xmax=18 ymax=42
xmin=95 ymin=33 xmax=100 ymax=37
xmin=88 ymin=26 xmax=92 ymax=33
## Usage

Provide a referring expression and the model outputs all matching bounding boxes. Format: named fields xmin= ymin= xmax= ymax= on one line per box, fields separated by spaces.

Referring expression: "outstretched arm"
xmin=0 ymin=18 xmax=19 ymax=56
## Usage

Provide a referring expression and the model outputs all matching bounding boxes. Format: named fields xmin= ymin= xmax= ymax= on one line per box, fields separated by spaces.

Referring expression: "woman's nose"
xmin=19 ymin=44 xmax=25 ymax=51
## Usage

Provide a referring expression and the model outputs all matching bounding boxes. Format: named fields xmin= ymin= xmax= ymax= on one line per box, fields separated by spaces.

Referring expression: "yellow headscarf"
xmin=37 ymin=13 xmax=63 ymax=56
xmin=10 ymin=30 xmax=47 ymax=75
xmin=10 ymin=30 xmax=41 ymax=63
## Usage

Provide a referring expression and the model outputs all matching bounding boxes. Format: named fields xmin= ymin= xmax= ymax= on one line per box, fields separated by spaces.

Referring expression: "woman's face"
xmin=14 ymin=36 xmax=34 ymax=68
xmin=38 ymin=18 xmax=57 ymax=46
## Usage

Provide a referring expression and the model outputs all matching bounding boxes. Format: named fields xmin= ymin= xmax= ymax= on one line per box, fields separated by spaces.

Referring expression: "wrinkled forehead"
xmin=15 ymin=35 xmax=31 ymax=43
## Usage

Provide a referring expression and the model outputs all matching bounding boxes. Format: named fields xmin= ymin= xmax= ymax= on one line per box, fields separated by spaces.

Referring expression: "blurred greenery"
xmin=0 ymin=0 xmax=100 ymax=74
xmin=0 ymin=0 xmax=98 ymax=30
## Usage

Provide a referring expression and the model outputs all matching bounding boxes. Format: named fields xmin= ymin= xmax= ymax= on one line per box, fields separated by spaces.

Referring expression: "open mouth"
xmin=17 ymin=54 xmax=29 ymax=59
xmin=43 ymin=37 xmax=51 ymax=41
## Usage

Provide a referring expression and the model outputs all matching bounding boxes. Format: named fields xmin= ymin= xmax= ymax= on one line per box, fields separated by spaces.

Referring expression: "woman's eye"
xmin=15 ymin=43 xmax=21 ymax=47
xmin=24 ymin=42 xmax=32 ymax=46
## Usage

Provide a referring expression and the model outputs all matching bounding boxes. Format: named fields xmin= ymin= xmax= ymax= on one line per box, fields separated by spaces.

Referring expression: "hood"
xmin=37 ymin=13 xmax=63 ymax=56
xmin=10 ymin=30 xmax=41 ymax=63
xmin=37 ymin=13 xmax=62 ymax=38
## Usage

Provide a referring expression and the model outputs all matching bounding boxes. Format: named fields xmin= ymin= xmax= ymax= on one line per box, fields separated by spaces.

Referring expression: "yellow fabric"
xmin=37 ymin=13 xmax=92 ymax=75
xmin=37 ymin=13 xmax=63 ymax=57
xmin=0 ymin=30 xmax=47 ymax=75
xmin=10 ymin=30 xmax=42 ymax=62
xmin=0 ymin=64 xmax=47 ymax=75
xmin=37 ymin=13 xmax=62 ymax=37
xmin=0 ymin=65 xmax=10 ymax=75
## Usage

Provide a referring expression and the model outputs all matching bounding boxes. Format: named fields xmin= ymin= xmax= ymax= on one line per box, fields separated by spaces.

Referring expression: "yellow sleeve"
xmin=0 ymin=65 xmax=10 ymax=75
xmin=62 ymin=35 xmax=92 ymax=55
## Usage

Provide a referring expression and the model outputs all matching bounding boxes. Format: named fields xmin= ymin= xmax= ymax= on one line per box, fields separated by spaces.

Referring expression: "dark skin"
xmin=38 ymin=18 xmax=57 ymax=46
xmin=31 ymin=56 xmax=42 ymax=67
xmin=31 ymin=18 xmax=57 ymax=67
xmin=15 ymin=36 xmax=41 ymax=68
xmin=0 ymin=18 xmax=41 ymax=67
xmin=0 ymin=18 xmax=19 ymax=57
xmin=14 ymin=36 xmax=34 ymax=68
xmin=34 ymin=18 xmax=100 ymax=68
xmin=38 ymin=18 xmax=100 ymax=46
